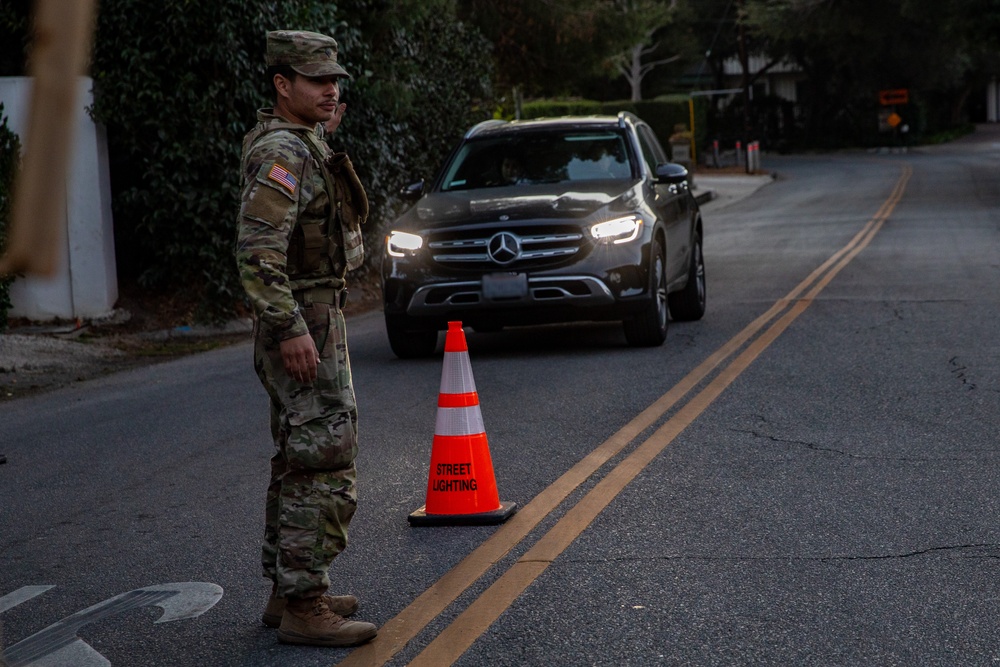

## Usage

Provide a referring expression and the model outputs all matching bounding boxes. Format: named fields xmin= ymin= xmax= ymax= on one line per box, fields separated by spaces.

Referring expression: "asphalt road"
xmin=2 ymin=131 xmax=999 ymax=666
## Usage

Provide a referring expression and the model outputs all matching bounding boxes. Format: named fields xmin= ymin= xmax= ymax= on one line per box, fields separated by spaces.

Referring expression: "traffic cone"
xmin=409 ymin=321 xmax=517 ymax=526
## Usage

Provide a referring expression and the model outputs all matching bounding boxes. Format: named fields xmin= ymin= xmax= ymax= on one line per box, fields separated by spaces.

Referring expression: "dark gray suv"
xmin=381 ymin=112 xmax=705 ymax=358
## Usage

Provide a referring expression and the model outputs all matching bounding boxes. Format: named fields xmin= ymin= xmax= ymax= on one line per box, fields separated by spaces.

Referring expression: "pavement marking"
xmin=0 ymin=587 xmax=54 ymax=615
xmin=2 ymin=583 xmax=223 ymax=667
xmin=337 ymin=164 xmax=912 ymax=667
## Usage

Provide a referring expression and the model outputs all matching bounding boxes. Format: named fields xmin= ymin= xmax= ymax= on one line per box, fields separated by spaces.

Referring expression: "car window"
xmin=636 ymin=125 xmax=668 ymax=177
xmin=440 ymin=130 xmax=633 ymax=192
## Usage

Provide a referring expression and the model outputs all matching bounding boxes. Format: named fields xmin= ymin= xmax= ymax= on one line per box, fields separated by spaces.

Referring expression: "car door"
xmin=636 ymin=124 xmax=688 ymax=284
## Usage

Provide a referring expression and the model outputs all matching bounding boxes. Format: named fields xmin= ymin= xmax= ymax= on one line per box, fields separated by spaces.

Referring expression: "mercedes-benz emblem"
xmin=487 ymin=232 xmax=520 ymax=265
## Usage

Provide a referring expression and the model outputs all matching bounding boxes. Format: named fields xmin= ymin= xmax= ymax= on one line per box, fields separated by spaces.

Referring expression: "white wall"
xmin=720 ymin=56 xmax=804 ymax=104
xmin=0 ymin=76 xmax=118 ymax=321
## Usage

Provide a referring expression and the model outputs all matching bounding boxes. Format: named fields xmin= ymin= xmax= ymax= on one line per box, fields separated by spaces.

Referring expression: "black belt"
xmin=293 ymin=286 xmax=346 ymax=308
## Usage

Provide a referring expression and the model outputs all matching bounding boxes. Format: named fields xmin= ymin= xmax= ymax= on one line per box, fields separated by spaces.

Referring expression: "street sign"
xmin=879 ymin=89 xmax=909 ymax=105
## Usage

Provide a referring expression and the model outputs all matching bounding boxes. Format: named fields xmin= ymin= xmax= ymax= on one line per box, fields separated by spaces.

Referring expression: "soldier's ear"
xmin=273 ymin=73 xmax=292 ymax=100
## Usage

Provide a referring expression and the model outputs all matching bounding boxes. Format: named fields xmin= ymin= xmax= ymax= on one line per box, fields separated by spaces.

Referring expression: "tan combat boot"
xmin=262 ymin=585 xmax=359 ymax=628
xmin=277 ymin=596 xmax=377 ymax=647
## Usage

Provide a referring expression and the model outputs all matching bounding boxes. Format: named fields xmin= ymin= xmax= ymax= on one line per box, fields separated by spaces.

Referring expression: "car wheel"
xmin=668 ymin=232 xmax=706 ymax=322
xmin=623 ymin=236 xmax=668 ymax=347
xmin=385 ymin=318 xmax=439 ymax=358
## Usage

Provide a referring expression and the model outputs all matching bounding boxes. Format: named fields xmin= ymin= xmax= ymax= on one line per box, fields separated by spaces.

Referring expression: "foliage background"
xmin=86 ymin=0 xmax=492 ymax=321
xmin=0 ymin=103 xmax=19 ymax=330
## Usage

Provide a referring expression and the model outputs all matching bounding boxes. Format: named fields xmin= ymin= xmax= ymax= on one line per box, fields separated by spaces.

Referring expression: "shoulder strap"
xmin=247 ymin=122 xmax=349 ymax=275
xmin=252 ymin=124 xmax=337 ymax=208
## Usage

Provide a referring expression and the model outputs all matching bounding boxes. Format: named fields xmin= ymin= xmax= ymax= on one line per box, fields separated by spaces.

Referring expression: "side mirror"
xmin=399 ymin=180 xmax=425 ymax=202
xmin=654 ymin=163 xmax=689 ymax=185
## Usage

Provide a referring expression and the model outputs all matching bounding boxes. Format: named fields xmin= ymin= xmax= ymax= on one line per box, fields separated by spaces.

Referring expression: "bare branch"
xmin=638 ymin=54 xmax=681 ymax=77
xmin=747 ymin=55 xmax=786 ymax=87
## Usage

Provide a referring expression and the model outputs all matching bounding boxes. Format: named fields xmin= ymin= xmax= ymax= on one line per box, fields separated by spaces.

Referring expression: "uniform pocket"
xmin=286 ymin=410 xmax=358 ymax=471
xmin=305 ymin=304 xmax=331 ymax=360
xmin=284 ymin=307 xmax=355 ymax=426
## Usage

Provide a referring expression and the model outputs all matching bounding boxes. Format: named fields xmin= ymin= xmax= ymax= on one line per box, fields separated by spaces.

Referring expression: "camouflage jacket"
xmin=235 ymin=109 xmax=346 ymax=342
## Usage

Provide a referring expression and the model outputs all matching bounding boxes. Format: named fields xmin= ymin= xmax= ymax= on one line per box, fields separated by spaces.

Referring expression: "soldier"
xmin=235 ymin=30 xmax=375 ymax=647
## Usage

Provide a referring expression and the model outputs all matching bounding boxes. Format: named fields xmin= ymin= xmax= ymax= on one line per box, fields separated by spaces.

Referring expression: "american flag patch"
xmin=267 ymin=163 xmax=298 ymax=194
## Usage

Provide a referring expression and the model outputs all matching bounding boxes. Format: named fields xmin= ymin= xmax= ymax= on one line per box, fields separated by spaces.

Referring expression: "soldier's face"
xmin=275 ymin=74 xmax=340 ymax=126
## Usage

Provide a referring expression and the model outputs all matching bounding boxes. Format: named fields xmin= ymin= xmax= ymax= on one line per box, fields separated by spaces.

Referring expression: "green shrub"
xmin=0 ymin=102 xmax=19 ymax=331
xmin=89 ymin=0 xmax=355 ymax=322
xmin=521 ymin=99 xmax=605 ymax=118
xmin=323 ymin=5 xmax=494 ymax=273
xmin=519 ymin=96 xmax=709 ymax=160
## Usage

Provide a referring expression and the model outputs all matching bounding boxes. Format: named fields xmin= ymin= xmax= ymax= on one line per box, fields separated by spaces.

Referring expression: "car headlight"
xmin=386 ymin=231 xmax=424 ymax=257
xmin=591 ymin=215 xmax=642 ymax=244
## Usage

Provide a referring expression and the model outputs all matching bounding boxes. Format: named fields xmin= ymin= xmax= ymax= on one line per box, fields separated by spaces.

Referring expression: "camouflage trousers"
xmin=253 ymin=302 xmax=358 ymax=600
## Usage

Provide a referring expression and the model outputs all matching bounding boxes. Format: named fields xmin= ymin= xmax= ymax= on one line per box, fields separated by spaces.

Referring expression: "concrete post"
xmin=988 ymin=77 xmax=998 ymax=123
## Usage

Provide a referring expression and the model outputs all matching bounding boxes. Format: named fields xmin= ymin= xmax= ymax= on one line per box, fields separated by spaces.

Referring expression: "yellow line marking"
xmin=338 ymin=164 xmax=911 ymax=667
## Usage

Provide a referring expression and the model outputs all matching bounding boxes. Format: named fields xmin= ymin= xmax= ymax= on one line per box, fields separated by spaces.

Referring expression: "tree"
xmin=742 ymin=0 xmax=1000 ymax=141
xmin=459 ymin=0 xmax=628 ymax=100
xmin=897 ymin=0 xmax=1000 ymax=123
xmin=607 ymin=0 xmax=681 ymax=101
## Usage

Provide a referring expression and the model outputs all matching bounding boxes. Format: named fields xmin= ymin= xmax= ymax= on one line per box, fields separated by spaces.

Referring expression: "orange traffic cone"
xmin=409 ymin=321 xmax=517 ymax=526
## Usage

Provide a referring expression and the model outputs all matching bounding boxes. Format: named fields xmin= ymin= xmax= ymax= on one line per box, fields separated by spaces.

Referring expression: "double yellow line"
xmin=339 ymin=164 xmax=912 ymax=667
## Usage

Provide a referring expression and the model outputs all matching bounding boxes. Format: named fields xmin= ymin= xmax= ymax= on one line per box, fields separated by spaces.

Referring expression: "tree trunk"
xmin=952 ymin=84 xmax=973 ymax=125
xmin=630 ymin=44 xmax=643 ymax=101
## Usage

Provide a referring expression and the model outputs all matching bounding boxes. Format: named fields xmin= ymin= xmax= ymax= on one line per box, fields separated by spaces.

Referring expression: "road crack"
xmin=949 ymin=355 xmax=977 ymax=390
xmin=548 ymin=544 xmax=1000 ymax=565
xmin=733 ymin=428 xmax=997 ymax=462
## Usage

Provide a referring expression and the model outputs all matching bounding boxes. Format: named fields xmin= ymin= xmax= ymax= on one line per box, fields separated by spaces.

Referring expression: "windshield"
xmin=440 ymin=130 xmax=634 ymax=192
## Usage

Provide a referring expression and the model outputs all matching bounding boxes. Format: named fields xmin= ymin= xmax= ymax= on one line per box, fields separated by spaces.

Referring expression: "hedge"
xmin=519 ymin=95 xmax=709 ymax=160
xmin=84 ymin=0 xmax=492 ymax=322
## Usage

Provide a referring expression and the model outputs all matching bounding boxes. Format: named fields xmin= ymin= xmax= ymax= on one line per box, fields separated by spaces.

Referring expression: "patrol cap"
xmin=266 ymin=30 xmax=351 ymax=79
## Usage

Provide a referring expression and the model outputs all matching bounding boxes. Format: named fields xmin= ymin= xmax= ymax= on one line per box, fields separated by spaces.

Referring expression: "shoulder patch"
xmin=267 ymin=162 xmax=299 ymax=195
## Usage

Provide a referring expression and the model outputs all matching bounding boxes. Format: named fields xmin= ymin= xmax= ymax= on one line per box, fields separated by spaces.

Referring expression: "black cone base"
xmin=408 ymin=501 xmax=517 ymax=527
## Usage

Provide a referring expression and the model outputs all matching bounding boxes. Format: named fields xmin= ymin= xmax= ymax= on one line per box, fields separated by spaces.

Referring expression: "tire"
xmin=668 ymin=232 xmax=706 ymax=322
xmin=385 ymin=318 xmax=439 ymax=358
xmin=623 ymin=236 xmax=669 ymax=347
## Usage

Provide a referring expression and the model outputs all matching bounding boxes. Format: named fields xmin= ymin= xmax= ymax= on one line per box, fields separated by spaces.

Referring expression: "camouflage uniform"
xmin=235 ymin=31 xmax=366 ymax=602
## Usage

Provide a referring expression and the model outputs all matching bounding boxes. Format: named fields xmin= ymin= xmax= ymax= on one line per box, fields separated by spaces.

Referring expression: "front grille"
xmin=408 ymin=275 xmax=615 ymax=312
xmin=427 ymin=225 xmax=586 ymax=270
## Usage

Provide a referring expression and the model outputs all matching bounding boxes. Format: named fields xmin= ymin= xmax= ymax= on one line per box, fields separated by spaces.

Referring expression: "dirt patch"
xmin=0 ymin=273 xmax=384 ymax=402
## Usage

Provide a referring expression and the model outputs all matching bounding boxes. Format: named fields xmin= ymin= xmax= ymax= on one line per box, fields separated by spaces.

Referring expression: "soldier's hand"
xmin=280 ymin=334 xmax=320 ymax=384
xmin=325 ymin=102 xmax=347 ymax=134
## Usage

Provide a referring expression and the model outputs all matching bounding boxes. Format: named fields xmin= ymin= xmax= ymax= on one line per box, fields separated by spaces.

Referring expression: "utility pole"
xmin=736 ymin=0 xmax=752 ymax=144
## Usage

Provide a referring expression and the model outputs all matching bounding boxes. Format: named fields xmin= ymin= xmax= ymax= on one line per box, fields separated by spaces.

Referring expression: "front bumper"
xmin=382 ymin=241 xmax=655 ymax=331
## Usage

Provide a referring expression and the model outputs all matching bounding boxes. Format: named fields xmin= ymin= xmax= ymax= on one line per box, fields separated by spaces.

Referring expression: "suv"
xmin=381 ymin=112 xmax=706 ymax=358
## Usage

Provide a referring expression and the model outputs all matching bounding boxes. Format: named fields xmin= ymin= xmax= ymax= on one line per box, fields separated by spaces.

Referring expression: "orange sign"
xmin=879 ymin=89 xmax=909 ymax=105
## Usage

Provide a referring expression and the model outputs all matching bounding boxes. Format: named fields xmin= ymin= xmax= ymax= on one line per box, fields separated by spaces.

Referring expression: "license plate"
xmin=482 ymin=272 xmax=528 ymax=300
